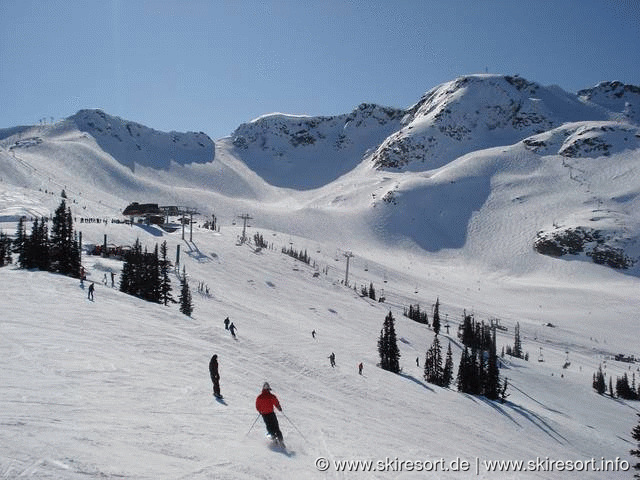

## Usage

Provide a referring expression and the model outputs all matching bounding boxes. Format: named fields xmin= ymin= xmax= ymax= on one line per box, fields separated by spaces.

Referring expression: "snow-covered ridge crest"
xmin=370 ymin=74 xmax=613 ymax=171
xmin=230 ymin=103 xmax=405 ymax=189
xmin=70 ymin=109 xmax=215 ymax=172
xmin=578 ymin=81 xmax=640 ymax=124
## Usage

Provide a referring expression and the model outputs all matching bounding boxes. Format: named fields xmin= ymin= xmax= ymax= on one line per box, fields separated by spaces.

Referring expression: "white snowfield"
xmin=0 ymin=74 xmax=639 ymax=478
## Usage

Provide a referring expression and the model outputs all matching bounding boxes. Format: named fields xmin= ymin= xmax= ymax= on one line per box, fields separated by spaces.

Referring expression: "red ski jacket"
xmin=256 ymin=390 xmax=282 ymax=414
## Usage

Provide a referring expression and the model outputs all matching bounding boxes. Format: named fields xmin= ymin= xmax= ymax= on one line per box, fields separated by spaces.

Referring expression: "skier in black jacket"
xmin=209 ymin=354 xmax=222 ymax=398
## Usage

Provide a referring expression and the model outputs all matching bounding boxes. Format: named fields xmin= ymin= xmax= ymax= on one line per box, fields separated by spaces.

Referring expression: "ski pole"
xmin=281 ymin=412 xmax=308 ymax=442
xmin=246 ymin=413 xmax=260 ymax=436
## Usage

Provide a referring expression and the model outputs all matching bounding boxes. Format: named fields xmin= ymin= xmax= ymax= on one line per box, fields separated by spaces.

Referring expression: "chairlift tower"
xmin=343 ymin=251 xmax=354 ymax=286
xmin=237 ymin=214 xmax=253 ymax=244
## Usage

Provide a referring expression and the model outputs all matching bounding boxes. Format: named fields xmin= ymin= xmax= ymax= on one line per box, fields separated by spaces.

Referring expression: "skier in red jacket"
xmin=255 ymin=382 xmax=284 ymax=446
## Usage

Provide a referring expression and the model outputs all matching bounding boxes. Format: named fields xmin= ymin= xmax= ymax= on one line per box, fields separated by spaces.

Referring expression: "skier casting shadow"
xmin=209 ymin=354 xmax=222 ymax=399
xmin=256 ymin=382 xmax=285 ymax=448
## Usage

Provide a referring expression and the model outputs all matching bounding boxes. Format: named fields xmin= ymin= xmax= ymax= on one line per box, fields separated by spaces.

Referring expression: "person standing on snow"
xmin=229 ymin=322 xmax=237 ymax=339
xmin=255 ymin=382 xmax=284 ymax=446
xmin=88 ymin=282 xmax=95 ymax=301
xmin=329 ymin=352 xmax=336 ymax=368
xmin=224 ymin=317 xmax=230 ymax=330
xmin=209 ymin=354 xmax=222 ymax=398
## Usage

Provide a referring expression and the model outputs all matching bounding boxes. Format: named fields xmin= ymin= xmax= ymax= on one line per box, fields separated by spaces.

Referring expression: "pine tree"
xmin=179 ymin=266 xmax=193 ymax=317
xmin=368 ymin=282 xmax=376 ymax=301
xmin=0 ymin=231 xmax=12 ymax=266
xmin=484 ymin=329 xmax=500 ymax=400
xmin=442 ymin=342 xmax=454 ymax=388
xmin=457 ymin=347 xmax=471 ymax=393
xmin=378 ymin=311 xmax=400 ymax=373
xmin=50 ymin=199 xmax=69 ymax=274
xmin=513 ymin=322 xmax=523 ymax=359
xmin=13 ymin=217 xmax=26 ymax=266
xmin=499 ymin=377 xmax=510 ymax=403
xmin=631 ymin=413 xmax=640 ymax=478
xmin=159 ymin=240 xmax=175 ymax=306
xmin=593 ymin=364 xmax=606 ymax=394
xmin=609 ymin=376 xmax=615 ymax=397
xmin=424 ymin=334 xmax=443 ymax=385
xmin=432 ymin=297 xmax=441 ymax=335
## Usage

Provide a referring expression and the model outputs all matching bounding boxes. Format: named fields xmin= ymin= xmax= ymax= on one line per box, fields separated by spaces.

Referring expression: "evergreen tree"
xmin=424 ymin=334 xmax=443 ymax=385
xmin=442 ymin=342 xmax=454 ymax=388
xmin=13 ymin=217 xmax=26 ymax=266
xmin=432 ymin=297 xmax=441 ymax=335
xmin=159 ymin=240 xmax=175 ymax=306
xmin=457 ymin=347 xmax=471 ymax=393
xmin=378 ymin=311 xmax=400 ymax=373
xmin=484 ymin=329 xmax=500 ymax=400
xmin=593 ymin=364 xmax=606 ymax=394
xmin=368 ymin=282 xmax=376 ymax=301
xmin=513 ymin=322 xmax=523 ymax=359
xmin=0 ymin=231 xmax=12 ymax=266
xmin=50 ymin=199 xmax=70 ymax=274
xmin=461 ymin=311 xmax=475 ymax=348
xmin=499 ymin=377 xmax=510 ymax=403
xmin=179 ymin=266 xmax=193 ymax=317
xmin=631 ymin=413 xmax=640 ymax=478
xmin=609 ymin=376 xmax=615 ymax=397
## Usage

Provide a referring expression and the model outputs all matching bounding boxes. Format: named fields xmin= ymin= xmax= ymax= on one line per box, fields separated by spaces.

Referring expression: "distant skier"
xmin=110 ymin=272 xmax=115 ymax=287
xmin=416 ymin=356 xmax=420 ymax=367
xmin=312 ymin=329 xmax=316 ymax=339
xmin=88 ymin=282 xmax=95 ymax=301
xmin=358 ymin=362 xmax=363 ymax=375
xmin=229 ymin=322 xmax=237 ymax=339
xmin=102 ymin=273 xmax=108 ymax=285
xmin=255 ymin=382 xmax=284 ymax=447
xmin=224 ymin=317 xmax=230 ymax=330
xmin=329 ymin=352 xmax=336 ymax=368
xmin=209 ymin=354 xmax=222 ymax=398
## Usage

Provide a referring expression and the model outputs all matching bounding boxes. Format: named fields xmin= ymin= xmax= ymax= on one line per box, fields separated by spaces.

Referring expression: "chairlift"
xmin=538 ymin=347 xmax=544 ymax=362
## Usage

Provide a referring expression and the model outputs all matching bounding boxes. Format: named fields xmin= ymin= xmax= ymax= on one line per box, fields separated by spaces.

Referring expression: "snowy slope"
xmin=1 ymin=220 xmax=638 ymax=479
xmin=1 ymin=73 xmax=640 ymax=477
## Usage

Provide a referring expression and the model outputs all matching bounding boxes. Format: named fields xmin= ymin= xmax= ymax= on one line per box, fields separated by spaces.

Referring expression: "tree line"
xmin=6 ymin=199 xmax=82 ymax=277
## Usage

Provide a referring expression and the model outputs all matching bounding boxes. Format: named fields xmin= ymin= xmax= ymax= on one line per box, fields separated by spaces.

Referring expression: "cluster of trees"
xmin=423 ymin=335 xmax=454 ymax=387
xmin=405 ymin=304 xmax=429 ymax=325
xmin=281 ymin=245 xmax=311 ymax=265
xmin=456 ymin=341 xmax=507 ymax=401
xmin=378 ymin=311 xmax=401 ymax=373
xmin=379 ymin=303 xmax=507 ymax=402
xmin=404 ymin=299 xmax=441 ymax=333
xmin=504 ymin=322 xmax=527 ymax=360
xmin=119 ymin=239 xmax=193 ymax=317
xmin=593 ymin=366 xmax=640 ymax=400
xmin=120 ymin=239 xmax=169 ymax=304
xmin=11 ymin=199 xmax=81 ymax=277
xmin=253 ymin=232 xmax=268 ymax=249
xmin=361 ymin=282 xmax=377 ymax=301
xmin=459 ymin=312 xmax=493 ymax=351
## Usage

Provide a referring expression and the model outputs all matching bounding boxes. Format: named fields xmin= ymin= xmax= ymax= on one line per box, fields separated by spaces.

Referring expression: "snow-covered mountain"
xmin=69 ymin=109 xmax=215 ymax=171
xmin=230 ymin=103 xmax=405 ymax=189
xmin=369 ymin=74 xmax=636 ymax=171
xmin=1 ymin=73 xmax=640 ymax=478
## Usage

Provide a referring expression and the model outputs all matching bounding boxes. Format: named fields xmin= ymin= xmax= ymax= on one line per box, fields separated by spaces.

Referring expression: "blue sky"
xmin=1 ymin=0 xmax=638 ymax=139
